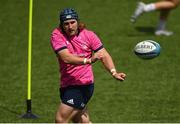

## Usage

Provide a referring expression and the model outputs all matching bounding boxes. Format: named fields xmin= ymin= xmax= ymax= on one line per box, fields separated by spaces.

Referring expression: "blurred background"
xmin=0 ymin=0 xmax=180 ymax=122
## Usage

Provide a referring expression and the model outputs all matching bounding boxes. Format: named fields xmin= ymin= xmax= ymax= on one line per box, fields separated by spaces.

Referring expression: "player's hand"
xmin=91 ymin=53 xmax=103 ymax=63
xmin=113 ymin=72 xmax=126 ymax=81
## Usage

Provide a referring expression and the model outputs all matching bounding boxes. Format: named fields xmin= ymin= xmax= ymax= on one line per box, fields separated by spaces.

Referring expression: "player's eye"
xmin=64 ymin=22 xmax=69 ymax=26
xmin=70 ymin=21 xmax=75 ymax=24
xmin=64 ymin=21 xmax=75 ymax=26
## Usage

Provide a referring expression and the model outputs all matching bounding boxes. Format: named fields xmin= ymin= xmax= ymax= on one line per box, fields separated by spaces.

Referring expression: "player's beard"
xmin=68 ymin=29 xmax=78 ymax=36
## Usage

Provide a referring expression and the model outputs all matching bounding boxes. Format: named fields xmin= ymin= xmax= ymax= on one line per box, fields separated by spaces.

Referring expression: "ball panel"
xmin=134 ymin=40 xmax=161 ymax=59
xmin=134 ymin=41 xmax=156 ymax=53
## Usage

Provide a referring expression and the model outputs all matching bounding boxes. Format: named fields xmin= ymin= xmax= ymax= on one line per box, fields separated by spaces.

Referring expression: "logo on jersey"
xmin=82 ymin=44 xmax=88 ymax=50
xmin=66 ymin=40 xmax=70 ymax=45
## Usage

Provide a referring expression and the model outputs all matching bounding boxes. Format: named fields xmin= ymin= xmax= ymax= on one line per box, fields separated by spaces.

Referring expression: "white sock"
xmin=144 ymin=3 xmax=156 ymax=12
xmin=156 ymin=19 xmax=166 ymax=30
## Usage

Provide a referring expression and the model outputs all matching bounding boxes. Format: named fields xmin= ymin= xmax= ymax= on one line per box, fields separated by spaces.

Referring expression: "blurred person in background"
xmin=50 ymin=8 xmax=126 ymax=123
xmin=131 ymin=0 xmax=180 ymax=36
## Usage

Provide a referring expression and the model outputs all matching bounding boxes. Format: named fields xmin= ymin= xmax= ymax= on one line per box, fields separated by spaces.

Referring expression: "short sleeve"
xmin=87 ymin=31 xmax=103 ymax=52
xmin=50 ymin=29 xmax=67 ymax=54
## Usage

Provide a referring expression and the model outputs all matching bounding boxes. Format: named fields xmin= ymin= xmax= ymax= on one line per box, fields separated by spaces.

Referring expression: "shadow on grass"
xmin=135 ymin=26 xmax=155 ymax=35
xmin=127 ymin=26 xmax=156 ymax=37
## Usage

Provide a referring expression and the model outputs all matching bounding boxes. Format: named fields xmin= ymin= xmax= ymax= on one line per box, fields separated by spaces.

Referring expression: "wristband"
xmin=110 ymin=68 xmax=116 ymax=73
xmin=83 ymin=58 xmax=87 ymax=64
xmin=110 ymin=68 xmax=117 ymax=76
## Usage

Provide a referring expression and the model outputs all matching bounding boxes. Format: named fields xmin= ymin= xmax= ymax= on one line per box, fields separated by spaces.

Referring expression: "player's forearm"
xmin=58 ymin=49 xmax=92 ymax=65
xmin=101 ymin=51 xmax=116 ymax=74
xmin=61 ymin=54 xmax=91 ymax=65
xmin=101 ymin=51 xmax=126 ymax=80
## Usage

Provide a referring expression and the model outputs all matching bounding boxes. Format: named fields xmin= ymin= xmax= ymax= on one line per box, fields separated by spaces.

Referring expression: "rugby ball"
xmin=134 ymin=40 xmax=161 ymax=59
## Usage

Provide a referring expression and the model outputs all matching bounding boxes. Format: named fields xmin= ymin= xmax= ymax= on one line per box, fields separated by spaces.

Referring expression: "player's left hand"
xmin=113 ymin=72 xmax=126 ymax=81
xmin=91 ymin=53 xmax=103 ymax=63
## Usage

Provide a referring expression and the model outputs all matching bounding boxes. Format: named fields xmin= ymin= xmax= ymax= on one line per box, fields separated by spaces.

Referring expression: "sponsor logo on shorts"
xmin=67 ymin=99 xmax=74 ymax=105
xmin=81 ymin=103 xmax=85 ymax=107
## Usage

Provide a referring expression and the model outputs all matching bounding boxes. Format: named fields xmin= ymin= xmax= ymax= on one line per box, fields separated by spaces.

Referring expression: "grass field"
xmin=0 ymin=0 xmax=180 ymax=123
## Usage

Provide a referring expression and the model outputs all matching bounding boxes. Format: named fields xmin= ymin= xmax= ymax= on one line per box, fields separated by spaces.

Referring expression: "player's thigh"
xmin=165 ymin=0 xmax=180 ymax=5
xmin=56 ymin=103 xmax=80 ymax=122
xmin=174 ymin=0 xmax=180 ymax=5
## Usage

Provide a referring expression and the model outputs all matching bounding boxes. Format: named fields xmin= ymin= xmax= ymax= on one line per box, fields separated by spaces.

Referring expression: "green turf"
xmin=0 ymin=0 xmax=180 ymax=122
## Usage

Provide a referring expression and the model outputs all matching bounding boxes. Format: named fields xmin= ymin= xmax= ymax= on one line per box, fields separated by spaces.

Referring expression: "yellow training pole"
xmin=28 ymin=0 xmax=33 ymax=101
xmin=21 ymin=0 xmax=38 ymax=119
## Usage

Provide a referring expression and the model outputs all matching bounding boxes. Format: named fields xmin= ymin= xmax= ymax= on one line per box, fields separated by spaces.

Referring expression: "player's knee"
xmin=81 ymin=115 xmax=90 ymax=123
xmin=55 ymin=116 xmax=64 ymax=123
xmin=81 ymin=118 xmax=91 ymax=123
xmin=72 ymin=114 xmax=90 ymax=123
xmin=55 ymin=112 xmax=68 ymax=123
xmin=171 ymin=0 xmax=180 ymax=8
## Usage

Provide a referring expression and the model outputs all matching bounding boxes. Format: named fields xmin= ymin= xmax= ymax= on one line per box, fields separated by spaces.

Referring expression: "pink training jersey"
xmin=51 ymin=28 xmax=103 ymax=88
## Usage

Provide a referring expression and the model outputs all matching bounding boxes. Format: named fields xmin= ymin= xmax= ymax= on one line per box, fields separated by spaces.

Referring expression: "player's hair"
xmin=78 ymin=22 xmax=86 ymax=30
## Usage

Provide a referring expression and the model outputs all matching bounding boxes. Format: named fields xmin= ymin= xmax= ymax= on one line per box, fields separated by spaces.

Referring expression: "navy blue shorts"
xmin=59 ymin=83 xmax=94 ymax=110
